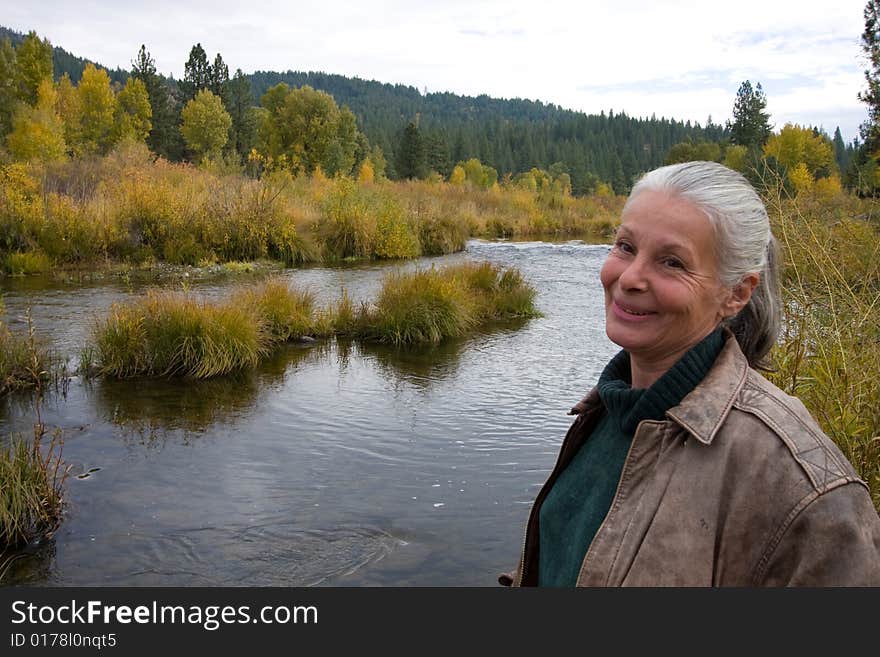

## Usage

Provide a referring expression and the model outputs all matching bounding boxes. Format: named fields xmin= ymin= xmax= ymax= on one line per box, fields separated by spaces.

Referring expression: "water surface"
xmin=0 ymin=239 xmax=617 ymax=586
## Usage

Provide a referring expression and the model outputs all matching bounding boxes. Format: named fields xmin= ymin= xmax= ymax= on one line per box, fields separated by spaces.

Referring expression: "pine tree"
xmin=396 ymin=121 xmax=426 ymax=179
xmin=859 ymin=1 xmax=880 ymax=152
xmin=210 ymin=53 xmax=229 ymax=107
xmin=832 ymin=127 xmax=850 ymax=172
xmin=728 ymin=80 xmax=771 ymax=148
xmin=180 ymin=44 xmax=211 ymax=103
xmin=0 ymin=38 xmax=18 ymax=138
xmin=131 ymin=45 xmax=176 ymax=158
xmin=227 ymin=68 xmax=256 ymax=159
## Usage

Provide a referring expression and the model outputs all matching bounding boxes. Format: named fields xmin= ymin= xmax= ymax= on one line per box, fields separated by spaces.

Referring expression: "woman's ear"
xmin=721 ymin=273 xmax=760 ymax=318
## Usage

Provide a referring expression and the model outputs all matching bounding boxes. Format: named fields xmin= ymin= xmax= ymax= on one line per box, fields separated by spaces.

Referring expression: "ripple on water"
xmin=110 ymin=524 xmax=410 ymax=586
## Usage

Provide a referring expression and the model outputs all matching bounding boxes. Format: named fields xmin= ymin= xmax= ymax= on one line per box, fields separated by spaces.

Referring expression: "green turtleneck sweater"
xmin=538 ymin=328 xmax=724 ymax=587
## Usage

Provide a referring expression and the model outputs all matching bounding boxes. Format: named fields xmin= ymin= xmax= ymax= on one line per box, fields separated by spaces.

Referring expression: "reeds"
xmin=0 ymin=308 xmax=70 ymax=557
xmin=0 ymin=428 xmax=68 ymax=553
xmin=357 ymin=261 xmax=541 ymax=346
xmin=89 ymin=290 xmax=267 ymax=378
xmin=0 ymin=311 xmax=56 ymax=397
xmin=361 ymin=267 xmax=479 ymax=344
xmin=87 ymin=262 xmax=541 ymax=376
xmin=765 ymin=187 xmax=880 ymax=509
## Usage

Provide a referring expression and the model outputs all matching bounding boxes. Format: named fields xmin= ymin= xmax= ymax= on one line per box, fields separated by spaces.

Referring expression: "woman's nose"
xmin=618 ymin=256 xmax=649 ymax=291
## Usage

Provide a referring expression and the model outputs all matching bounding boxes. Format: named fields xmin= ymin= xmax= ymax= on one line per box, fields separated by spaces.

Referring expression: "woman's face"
xmin=600 ymin=189 xmax=739 ymax=369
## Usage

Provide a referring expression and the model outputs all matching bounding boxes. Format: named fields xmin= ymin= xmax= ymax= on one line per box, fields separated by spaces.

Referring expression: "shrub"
xmin=3 ymin=251 xmax=51 ymax=275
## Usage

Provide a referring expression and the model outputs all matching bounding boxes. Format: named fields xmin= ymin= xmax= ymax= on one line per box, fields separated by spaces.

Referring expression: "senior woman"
xmin=502 ymin=161 xmax=880 ymax=587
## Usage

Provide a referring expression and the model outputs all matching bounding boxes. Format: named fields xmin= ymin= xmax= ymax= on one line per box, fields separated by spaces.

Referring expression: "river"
xmin=0 ymin=239 xmax=618 ymax=586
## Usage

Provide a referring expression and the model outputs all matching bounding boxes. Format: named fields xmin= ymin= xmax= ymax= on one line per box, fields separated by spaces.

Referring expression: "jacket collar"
xmin=569 ymin=330 xmax=750 ymax=446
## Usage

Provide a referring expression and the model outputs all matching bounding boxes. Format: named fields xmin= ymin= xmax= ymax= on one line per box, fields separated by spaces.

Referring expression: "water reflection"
xmin=0 ymin=239 xmax=618 ymax=586
xmin=87 ymin=342 xmax=329 ymax=440
xmin=0 ymin=540 xmax=57 ymax=585
xmin=353 ymin=318 xmax=531 ymax=391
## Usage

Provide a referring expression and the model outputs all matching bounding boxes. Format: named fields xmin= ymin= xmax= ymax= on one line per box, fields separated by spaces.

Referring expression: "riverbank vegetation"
xmin=0 ymin=427 xmax=68 ymax=556
xmin=767 ymin=189 xmax=880 ymax=509
xmin=0 ymin=305 xmax=69 ymax=558
xmin=0 ymin=144 xmax=621 ymax=274
xmin=0 ymin=308 xmax=58 ymax=397
xmin=84 ymin=261 xmax=540 ymax=378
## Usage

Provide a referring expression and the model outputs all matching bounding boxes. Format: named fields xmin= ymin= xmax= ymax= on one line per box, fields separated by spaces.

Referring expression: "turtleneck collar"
xmin=597 ymin=327 xmax=724 ymax=434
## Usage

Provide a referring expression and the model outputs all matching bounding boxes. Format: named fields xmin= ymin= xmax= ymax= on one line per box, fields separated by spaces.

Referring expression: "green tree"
xmin=0 ymin=39 xmax=19 ymax=139
xmin=75 ymin=63 xmax=117 ymax=155
xmin=210 ymin=53 xmax=230 ymax=107
xmin=257 ymin=83 xmax=360 ymax=175
xmin=131 ymin=44 xmax=176 ymax=159
xmin=180 ymin=43 xmax=211 ymax=103
xmin=396 ymin=121 xmax=426 ymax=179
xmin=6 ymin=78 xmax=66 ymax=162
xmin=723 ymin=144 xmax=749 ymax=172
xmin=15 ymin=31 xmax=52 ymax=106
xmin=424 ymin=132 xmax=451 ymax=177
xmin=859 ymin=0 xmax=880 ymax=152
xmin=832 ymin=127 xmax=851 ymax=173
xmin=728 ymin=80 xmax=771 ymax=148
xmin=114 ymin=76 xmax=152 ymax=142
xmin=180 ymin=88 xmax=231 ymax=161
xmin=369 ymin=145 xmax=387 ymax=179
xmin=226 ymin=68 xmax=257 ymax=159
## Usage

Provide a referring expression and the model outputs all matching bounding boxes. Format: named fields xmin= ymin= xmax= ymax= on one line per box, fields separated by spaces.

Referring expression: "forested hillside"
xmin=249 ymin=70 xmax=727 ymax=193
xmin=0 ymin=25 xmax=726 ymax=193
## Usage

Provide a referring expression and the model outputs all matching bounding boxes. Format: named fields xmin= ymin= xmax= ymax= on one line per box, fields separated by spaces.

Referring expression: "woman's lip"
xmin=610 ymin=300 xmax=657 ymax=320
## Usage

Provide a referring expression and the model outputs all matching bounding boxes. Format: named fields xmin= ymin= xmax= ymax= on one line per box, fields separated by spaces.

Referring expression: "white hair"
xmin=626 ymin=161 xmax=781 ymax=367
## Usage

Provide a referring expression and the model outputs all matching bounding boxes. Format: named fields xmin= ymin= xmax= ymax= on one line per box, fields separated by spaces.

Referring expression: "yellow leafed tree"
xmin=787 ymin=162 xmax=814 ymax=195
xmin=75 ymin=64 xmax=117 ymax=155
xmin=763 ymin=124 xmax=833 ymax=175
xmin=113 ymin=76 xmax=152 ymax=143
xmin=6 ymin=78 xmax=66 ymax=162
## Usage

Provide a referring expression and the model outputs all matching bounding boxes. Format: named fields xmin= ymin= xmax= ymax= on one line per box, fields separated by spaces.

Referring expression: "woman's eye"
xmin=663 ymin=258 xmax=684 ymax=269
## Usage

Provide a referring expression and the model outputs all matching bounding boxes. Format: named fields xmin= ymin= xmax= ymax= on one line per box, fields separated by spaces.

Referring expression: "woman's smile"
xmin=599 ymin=189 xmax=740 ymax=387
xmin=609 ymin=299 xmax=656 ymax=320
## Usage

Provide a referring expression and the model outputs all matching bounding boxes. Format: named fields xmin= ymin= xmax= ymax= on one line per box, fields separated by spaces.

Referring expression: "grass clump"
xmin=362 ymin=268 xmax=479 ymax=345
xmin=86 ymin=261 xmax=540 ymax=375
xmin=3 ymin=251 xmax=52 ymax=276
xmin=0 ymin=312 xmax=56 ymax=397
xmin=359 ymin=261 xmax=540 ymax=345
xmin=90 ymin=290 xmax=267 ymax=378
xmin=232 ymin=277 xmax=320 ymax=343
xmin=0 ymin=429 xmax=69 ymax=554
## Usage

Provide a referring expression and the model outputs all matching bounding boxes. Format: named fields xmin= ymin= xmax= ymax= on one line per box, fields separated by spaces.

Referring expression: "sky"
xmin=1 ymin=0 xmax=871 ymax=142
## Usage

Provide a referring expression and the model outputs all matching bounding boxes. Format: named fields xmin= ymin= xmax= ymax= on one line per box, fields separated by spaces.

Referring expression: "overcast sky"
xmin=2 ymin=0 xmax=871 ymax=142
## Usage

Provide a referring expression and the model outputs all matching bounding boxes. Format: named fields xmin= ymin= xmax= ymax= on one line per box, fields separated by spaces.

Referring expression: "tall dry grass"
xmin=1 ymin=145 xmax=622 ymax=274
xmin=355 ymin=261 xmax=541 ymax=346
xmin=86 ymin=262 xmax=541 ymax=376
xmin=1 ymin=311 xmax=70 ymax=563
xmin=765 ymin=186 xmax=880 ymax=509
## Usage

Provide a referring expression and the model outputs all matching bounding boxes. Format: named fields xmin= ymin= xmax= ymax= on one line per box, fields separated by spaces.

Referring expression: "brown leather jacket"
xmin=503 ymin=333 xmax=880 ymax=586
